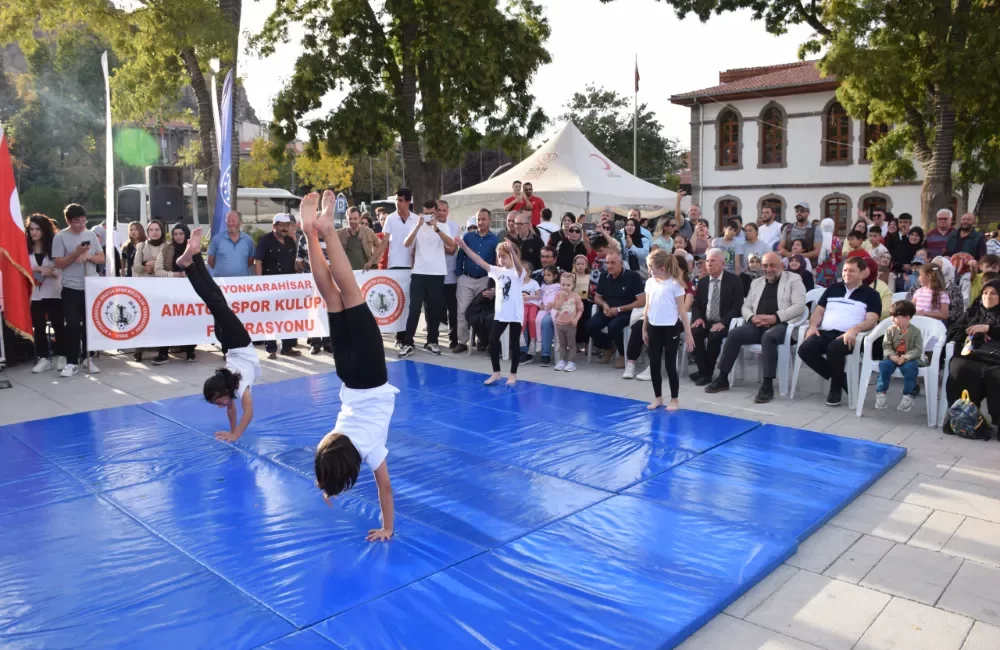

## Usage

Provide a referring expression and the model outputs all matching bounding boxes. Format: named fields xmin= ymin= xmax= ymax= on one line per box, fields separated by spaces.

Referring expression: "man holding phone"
xmin=52 ymin=203 xmax=105 ymax=377
xmin=399 ymin=198 xmax=456 ymax=358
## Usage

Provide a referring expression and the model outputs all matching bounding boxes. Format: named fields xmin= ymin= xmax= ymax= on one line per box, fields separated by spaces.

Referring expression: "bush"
xmin=20 ymin=186 xmax=68 ymax=225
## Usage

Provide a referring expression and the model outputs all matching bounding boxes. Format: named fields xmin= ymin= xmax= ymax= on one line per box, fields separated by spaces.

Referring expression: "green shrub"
xmin=20 ymin=186 xmax=68 ymax=225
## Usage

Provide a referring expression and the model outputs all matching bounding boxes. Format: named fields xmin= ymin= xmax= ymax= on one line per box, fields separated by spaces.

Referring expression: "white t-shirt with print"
xmin=644 ymin=277 xmax=686 ymax=326
xmin=490 ymin=265 xmax=524 ymax=323
xmin=522 ymin=278 xmax=541 ymax=306
xmin=383 ymin=211 xmax=418 ymax=269
xmin=411 ymin=216 xmax=447 ymax=275
xmin=225 ymin=345 xmax=261 ymax=400
xmin=333 ymin=383 xmax=400 ymax=472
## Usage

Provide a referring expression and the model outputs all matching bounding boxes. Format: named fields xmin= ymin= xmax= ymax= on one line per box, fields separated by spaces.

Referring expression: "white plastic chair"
xmin=855 ymin=316 xmax=946 ymax=427
xmin=892 ymin=292 xmax=908 ymax=302
xmin=729 ymin=307 xmax=809 ymax=397
xmin=467 ymin=324 xmax=509 ymax=360
xmin=937 ymin=341 xmax=957 ymax=426
xmin=789 ymin=288 xmax=863 ymax=407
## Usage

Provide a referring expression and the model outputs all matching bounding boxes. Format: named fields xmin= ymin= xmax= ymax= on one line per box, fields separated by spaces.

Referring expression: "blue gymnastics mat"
xmin=0 ymin=360 xmax=904 ymax=650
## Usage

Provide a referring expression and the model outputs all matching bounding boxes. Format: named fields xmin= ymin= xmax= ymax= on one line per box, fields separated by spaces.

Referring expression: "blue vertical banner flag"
xmin=211 ymin=69 xmax=235 ymax=238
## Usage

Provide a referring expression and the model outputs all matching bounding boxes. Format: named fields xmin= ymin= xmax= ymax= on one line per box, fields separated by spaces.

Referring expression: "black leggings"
xmin=31 ymin=299 xmax=64 ymax=359
xmin=490 ymin=320 xmax=522 ymax=373
xmin=185 ymin=254 xmax=250 ymax=352
xmin=648 ymin=322 xmax=682 ymax=399
xmin=328 ymin=304 xmax=387 ymax=390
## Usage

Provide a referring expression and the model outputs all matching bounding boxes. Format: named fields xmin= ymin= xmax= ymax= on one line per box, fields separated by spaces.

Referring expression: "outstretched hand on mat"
xmin=215 ymin=430 xmax=242 ymax=442
xmin=367 ymin=527 xmax=393 ymax=542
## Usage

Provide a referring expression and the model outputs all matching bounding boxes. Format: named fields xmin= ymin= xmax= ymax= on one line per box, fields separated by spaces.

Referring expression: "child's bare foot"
xmin=647 ymin=397 xmax=663 ymax=411
xmin=666 ymin=398 xmax=680 ymax=412
xmin=299 ymin=192 xmax=319 ymax=236
xmin=506 ymin=374 xmax=517 ymax=387
xmin=316 ymin=190 xmax=336 ymax=236
xmin=175 ymin=228 xmax=202 ymax=269
xmin=484 ymin=372 xmax=502 ymax=385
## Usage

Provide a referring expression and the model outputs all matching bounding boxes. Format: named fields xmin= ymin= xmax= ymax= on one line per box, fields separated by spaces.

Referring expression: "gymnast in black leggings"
xmin=174 ymin=228 xmax=260 ymax=442
xmin=303 ymin=191 xmax=398 ymax=543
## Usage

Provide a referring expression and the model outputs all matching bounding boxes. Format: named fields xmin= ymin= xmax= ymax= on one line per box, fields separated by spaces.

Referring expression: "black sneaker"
xmin=519 ymin=352 xmax=533 ymax=364
xmin=449 ymin=341 xmax=459 ymax=351
xmin=689 ymin=371 xmax=702 ymax=382
xmin=694 ymin=376 xmax=712 ymax=387
xmin=310 ymin=344 xmax=321 ymax=355
xmin=186 ymin=350 xmax=196 ymax=362
xmin=540 ymin=356 xmax=551 ymax=367
xmin=755 ymin=382 xmax=775 ymax=404
xmin=398 ymin=344 xmax=415 ymax=359
xmin=704 ymin=378 xmax=730 ymax=393
xmin=476 ymin=343 xmax=488 ymax=352
xmin=152 ymin=353 xmax=170 ymax=366
xmin=453 ymin=343 xmax=469 ymax=354
xmin=826 ymin=387 xmax=843 ymax=407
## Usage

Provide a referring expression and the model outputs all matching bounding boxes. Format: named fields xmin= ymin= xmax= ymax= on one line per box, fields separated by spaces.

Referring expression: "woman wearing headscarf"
xmin=814 ymin=218 xmax=842 ymax=287
xmin=950 ymin=252 xmax=975 ymax=306
xmin=153 ymin=223 xmax=197 ymax=364
xmin=944 ymin=279 xmax=1000 ymax=437
xmin=906 ymin=257 xmax=964 ymax=325
xmin=787 ymin=253 xmax=815 ymax=291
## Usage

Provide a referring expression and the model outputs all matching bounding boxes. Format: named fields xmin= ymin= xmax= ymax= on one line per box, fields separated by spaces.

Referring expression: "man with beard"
xmin=946 ymin=212 xmax=987 ymax=258
xmin=778 ymin=201 xmax=820 ymax=264
xmin=756 ymin=204 xmax=782 ymax=247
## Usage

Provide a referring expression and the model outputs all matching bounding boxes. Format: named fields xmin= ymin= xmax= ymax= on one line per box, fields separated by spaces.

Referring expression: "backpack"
xmin=943 ymin=390 xmax=993 ymax=440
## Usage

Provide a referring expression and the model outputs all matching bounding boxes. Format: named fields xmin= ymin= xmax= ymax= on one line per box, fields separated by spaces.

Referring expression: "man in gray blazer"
xmin=705 ymin=252 xmax=806 ymax=403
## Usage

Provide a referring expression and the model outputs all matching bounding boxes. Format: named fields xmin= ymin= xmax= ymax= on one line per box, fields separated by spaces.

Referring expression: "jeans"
xmin=587 ymin=311 xmax=631 ymax=354
xmin=878 ymin=359 xmax=918 ymax=395
xmin=522 ymin=312 xmax=554 ymax=357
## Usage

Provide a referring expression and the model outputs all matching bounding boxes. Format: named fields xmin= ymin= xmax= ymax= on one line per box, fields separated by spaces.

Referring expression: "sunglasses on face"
xmin=569 ymin=228 xmax=581 ymax=234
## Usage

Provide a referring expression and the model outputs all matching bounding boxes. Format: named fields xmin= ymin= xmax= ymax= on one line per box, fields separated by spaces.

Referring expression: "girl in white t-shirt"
xmin=643 ymin=249 xmax=695 ymax=412
xmin=305 ymin=191 xmax=398 ymax=543
xmin=455 ymin=237 xmax=524 ymax=386
xmin=172 ymin=228 xmax=261 ymax=443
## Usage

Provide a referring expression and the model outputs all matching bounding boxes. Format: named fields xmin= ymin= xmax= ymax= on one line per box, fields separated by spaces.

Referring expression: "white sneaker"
xmin=32 ymin=358 xmax=52 ymax=373
xmin=898 ymin=395 xmax=915 ymax=412
xmin=59 ymin=364 xmax=79 ymax=378
xmin=85 ymin=359 xmax=100 ymax=374
xmin=554 ymin=360 xmax=567 ymax=371
xmin=54 ymin=356 xmax=67 ymax=371
xmin=622 ymin=362 xmax=636 ymax=379
xmin=527 ymin=340 xmax=536 ymax=355
xmin=636 ymin=367 xmax=651 ymax=381
xmin=875 ymin=393 xmax=887 ymax=409
xmin=564 ymin=361 xmax=577 ymax=372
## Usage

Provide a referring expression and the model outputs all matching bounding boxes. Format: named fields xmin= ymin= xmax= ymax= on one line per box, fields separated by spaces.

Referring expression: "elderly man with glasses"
xmin=704 ymin=252 xmax=807 ymax=403
xmin=511 ymin=213 xmax=544 ymax=271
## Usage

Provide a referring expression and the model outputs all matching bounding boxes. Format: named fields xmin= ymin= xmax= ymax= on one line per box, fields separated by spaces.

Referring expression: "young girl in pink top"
xmin=536 ymin=264 xmax=561 ymax=346
xmin=552 ymin=272 xmax=585 ymax=372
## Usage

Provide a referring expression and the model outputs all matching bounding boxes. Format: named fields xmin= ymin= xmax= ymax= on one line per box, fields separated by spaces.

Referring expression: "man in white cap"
xmin=778 ymin=201 xmax=820 ymax=263
xmin=255 ymin=212 xmax=302 ymax=358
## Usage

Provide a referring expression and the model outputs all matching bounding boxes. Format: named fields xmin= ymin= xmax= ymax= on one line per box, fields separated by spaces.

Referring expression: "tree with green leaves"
xmin=239 ymin=138 xmax=281 ymax=188
xmin=560 ymin=84 xmax=684 ymax=186
xmin=1 ymin=0 xmax=242 ymax=223
xmin=606 ymin=0 xmax=1000 ymax=226
xmin=294 ymin=145 xmax=354 ymax=192
xmin=253 ymin=0 xmax=551 ymax=205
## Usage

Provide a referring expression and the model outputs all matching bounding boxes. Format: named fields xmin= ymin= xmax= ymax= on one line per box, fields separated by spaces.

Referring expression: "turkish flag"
xmin=0 ymin=125 xmax=34 ymax=342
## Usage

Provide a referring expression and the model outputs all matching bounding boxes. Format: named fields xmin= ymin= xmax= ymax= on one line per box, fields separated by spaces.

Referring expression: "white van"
xmin=116 ymin=184 xmax=301 ymax=239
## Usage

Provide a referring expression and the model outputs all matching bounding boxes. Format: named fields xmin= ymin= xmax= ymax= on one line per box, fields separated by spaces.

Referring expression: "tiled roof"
xmin=670 ymin=61 xmax=837 ymax=105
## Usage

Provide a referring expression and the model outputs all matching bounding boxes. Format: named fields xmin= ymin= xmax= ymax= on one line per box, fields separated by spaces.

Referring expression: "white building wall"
xmin=691 ymin=90 xmax=980 ymax=235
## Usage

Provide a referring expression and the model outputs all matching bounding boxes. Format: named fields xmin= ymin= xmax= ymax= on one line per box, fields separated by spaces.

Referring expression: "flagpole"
xmin=633 ymin=54 xmax=638 ymax=176
xmin=101 ymin=52 xmax=115 ymax=278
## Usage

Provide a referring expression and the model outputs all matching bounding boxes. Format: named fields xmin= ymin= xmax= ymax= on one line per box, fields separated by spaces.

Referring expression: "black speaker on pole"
xmin=146 ymin=165 xmax=185 ymax=222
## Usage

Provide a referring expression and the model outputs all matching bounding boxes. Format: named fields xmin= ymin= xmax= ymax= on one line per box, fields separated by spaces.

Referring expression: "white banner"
xmin=85 ymin=270 xmax=411 ymax=350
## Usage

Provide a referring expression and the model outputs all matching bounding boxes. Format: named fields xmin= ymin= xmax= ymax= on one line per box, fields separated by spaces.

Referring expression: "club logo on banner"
xmin=362 ymin=275 xmax=406 ymax=326
xmin=91 ymin=286 xmax=151 ymax=341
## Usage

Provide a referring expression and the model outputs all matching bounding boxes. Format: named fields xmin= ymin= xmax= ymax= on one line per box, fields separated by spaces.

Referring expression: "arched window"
xmin=717 ymin=198 xmax=739 ymax=234
xmin=823 ymin=102 xmax=851 ymax=164
xmin=862 ymin=122 xmax=889 ymax=162
xmin=823 ymin=195 xmax=851 ymax=235
xmin=718 ymin=110 xmax=740 ymax=168
xmin=759 ymin=195 xmax=785 ymax=223
xmin=759 ymin=106 xmax=785 ymax=166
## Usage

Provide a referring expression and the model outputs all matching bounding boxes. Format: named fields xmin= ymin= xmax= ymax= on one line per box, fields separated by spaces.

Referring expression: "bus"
xmin=116 ymin=184 xmax=302 ymax=239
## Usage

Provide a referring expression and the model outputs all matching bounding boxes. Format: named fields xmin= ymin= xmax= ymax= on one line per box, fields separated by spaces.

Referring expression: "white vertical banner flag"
xmin=101 ymin=51 xmax=116 ymax=277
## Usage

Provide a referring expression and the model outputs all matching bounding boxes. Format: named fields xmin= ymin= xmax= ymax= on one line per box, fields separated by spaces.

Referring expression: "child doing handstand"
xmin=304 ymin=191 xmax=397 ymax=542
xmin=173 ymin=228 xmax=260 ymax=442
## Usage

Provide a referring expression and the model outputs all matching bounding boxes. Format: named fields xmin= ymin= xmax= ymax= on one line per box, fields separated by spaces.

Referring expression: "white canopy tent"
xmin=442 ymin=122 xmax=677 ymax=221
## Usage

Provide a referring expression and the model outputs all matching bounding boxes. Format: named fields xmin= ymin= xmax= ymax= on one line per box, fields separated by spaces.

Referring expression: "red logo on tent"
xmin=536 ymin=152 xmax=558 ymax=165
xmin=590 ymin=154 xmax=611 ymax=170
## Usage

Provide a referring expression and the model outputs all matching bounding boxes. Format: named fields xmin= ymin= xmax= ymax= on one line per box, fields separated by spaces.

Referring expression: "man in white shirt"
xmin=437 ymin=199 xmax=462 ymax=350
xmin=371 ymin=188 xmax=418 ymax=345
xmin=399 ymin=198 xmax=457 ymax=357
xmin=756 ymin=205 xmax=782 ymax=247
xmin=536 ymin=208 xmax=559 ymax=245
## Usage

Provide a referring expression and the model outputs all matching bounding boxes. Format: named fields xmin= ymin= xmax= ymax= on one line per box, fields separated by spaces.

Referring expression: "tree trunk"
xmin=400 ymin=136 xmax=438 ymax=205
xmin=919 ymin=92 xmax=957 ymax=230
xmin=180 ymin=48 xmax=218 ymax=222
